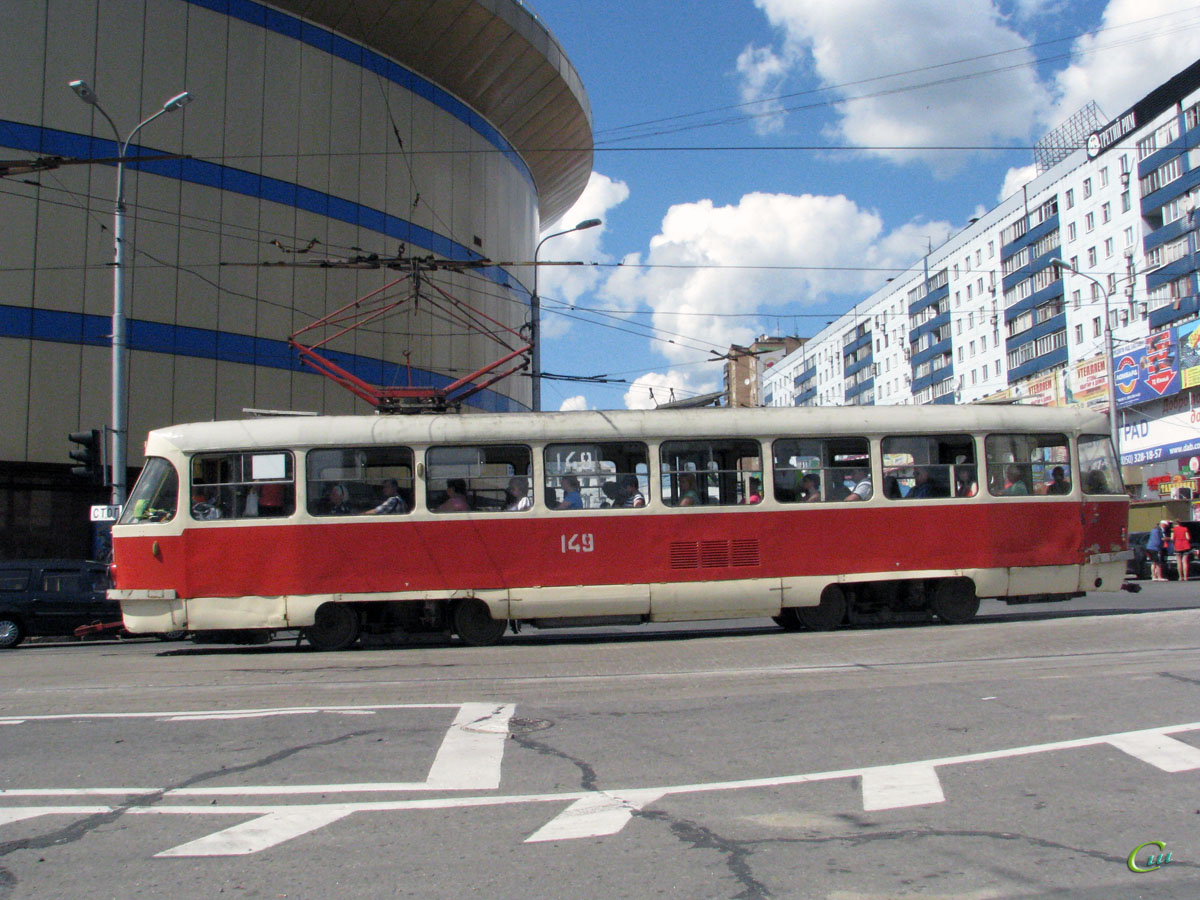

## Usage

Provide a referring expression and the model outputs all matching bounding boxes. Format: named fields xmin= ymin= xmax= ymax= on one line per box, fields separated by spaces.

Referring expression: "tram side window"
xmin=306 ymin=446 xmax=414 ymax=516
xmin=772 ymin=437 xmax=870 ymax=503
xmin=985 ymin=433 xmax=1071 ymax=496
xmin=426 ymin=444 xmax=531 ymax=512
xmin=1078 ymin=434 xmax=1124 ymax=494
xmin=661 ymin=439 xmax=762 ymax=506
xmin=120 ymin=457 xmax=179 ymax=524
xmin=191 ymin=451 xmax=296 ymax=520
xmin=880 ymin=434 xmax=976 ymax=499
xmin=544 ymin=441 xmax=649 ymax=510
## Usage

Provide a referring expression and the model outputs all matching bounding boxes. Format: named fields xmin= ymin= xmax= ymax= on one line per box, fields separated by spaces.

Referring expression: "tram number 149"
xmin=561 ymin=533 xmax=594 ymax=554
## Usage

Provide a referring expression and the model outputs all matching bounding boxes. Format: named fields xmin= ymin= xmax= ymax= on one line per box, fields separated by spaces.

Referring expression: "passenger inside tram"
xmin=800 ymin=472 xmax=821 ymax=502
xmin=435 ymin=479 xmax=471 ymax=512
xmin=954 ymin=466 xmax=978 ymax=497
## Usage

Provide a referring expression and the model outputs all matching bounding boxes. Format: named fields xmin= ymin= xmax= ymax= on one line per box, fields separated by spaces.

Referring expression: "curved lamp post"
xmin=70 ymin=80 xmax=192 ymax=505
xmin=1052 ymin=258 xmax=1120 ymax=458
xmin=531 ymin=218 xmax=601 ymax=411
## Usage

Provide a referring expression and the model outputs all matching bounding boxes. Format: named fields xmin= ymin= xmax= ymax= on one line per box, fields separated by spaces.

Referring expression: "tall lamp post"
xmin=530 ymin=217 xmax=601 ymax=412
xmin=69 ymin=80 xmax=193 ymax=505
xmin=1052 ymin=258 xmax=1120 ymax=457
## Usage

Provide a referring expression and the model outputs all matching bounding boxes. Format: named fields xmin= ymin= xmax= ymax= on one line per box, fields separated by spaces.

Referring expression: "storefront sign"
xmin=1119 ymin=406 xmax=1200 ymax=465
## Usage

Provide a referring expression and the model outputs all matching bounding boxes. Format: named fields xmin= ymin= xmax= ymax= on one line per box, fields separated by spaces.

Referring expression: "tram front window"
xmin=1078 ymin=434 xmax=1124 ymax=494
xmin=120 ymin=457 xmax=179 ymax=524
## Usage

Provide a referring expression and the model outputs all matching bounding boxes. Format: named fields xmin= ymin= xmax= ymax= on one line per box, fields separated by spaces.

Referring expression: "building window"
xmin=1074 ymin=324 xmax=1084 ymax=343
xmin=1141 ymin=157 xmax=1182 ymax=195
xmin=1101 ymin=201 xmax=1111 ymax=224
xmin=1083 ymin=177 xmax=1092 ymax=199
xmin=1067 ymin=222 xmax=1076 ymax=241
xmin=1087 ymin=247 xmax=1098 ymax=267
xmin=1093 ymin=317 xmax=1101 ymax=337
xmin=1065 ymin=188 xmax=1074 ymax=209
xmin=1085 ymin=212 xmax=1095 ymax=233
xmin=1121 ymin=191 xmax=1131 ymax=213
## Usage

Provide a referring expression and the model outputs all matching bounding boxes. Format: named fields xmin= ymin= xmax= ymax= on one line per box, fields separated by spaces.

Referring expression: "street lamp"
xmin=1052 ymin=258 xmax=1120 ymax=457
xmin=530 ymin=217 xmax=602 ymax=411
xmin=70 ymin=80 xmax=193 ymax=505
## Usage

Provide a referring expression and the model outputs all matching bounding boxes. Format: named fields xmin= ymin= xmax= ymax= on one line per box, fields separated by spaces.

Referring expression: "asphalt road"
xmin=1 ymin=580 xmax=1199 ymax=899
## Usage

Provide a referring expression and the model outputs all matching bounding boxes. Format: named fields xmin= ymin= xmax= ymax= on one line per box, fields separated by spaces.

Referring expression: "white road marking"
xmin=0 ymin=703 xmax=457 ymax=727
xmin=1106 ymin=729 xmax=1200 ymax=772
xmin=424 ymin=702 xmax=514 ymax=790
xmin=3 ymin=717 xmax=1200 ymax=855
xmin=0 ymin=807 xmax=111 ymax=826
xmin=0 ymin=788 xmax=158 ymax=798
xmin=154 ymin=807 xmax=356 ymax=857
xmin=860 ymin=763 xmax=945 ymax=811
xmin=168 ymin=702 xmax=516 ymax=796
xmin=524 ymin=789 xmax=666 ymax=842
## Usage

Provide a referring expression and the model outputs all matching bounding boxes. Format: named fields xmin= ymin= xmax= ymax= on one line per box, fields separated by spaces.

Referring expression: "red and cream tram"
xmin=110 ymin=405 xmax=1129 ymax=650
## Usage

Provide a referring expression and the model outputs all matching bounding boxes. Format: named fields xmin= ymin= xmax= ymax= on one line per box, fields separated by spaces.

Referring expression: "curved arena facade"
xmin=0 ymin=0 xmax=592 ymax=557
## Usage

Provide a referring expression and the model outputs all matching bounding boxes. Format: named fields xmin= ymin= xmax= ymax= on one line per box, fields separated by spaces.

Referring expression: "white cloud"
xmin=622 ymin=371 xmax=705 ymax=410
xmin=998 ymin=163 xmax=1038 ymax=202
xmin=736 ymin=44 xmax=791 ymax=134
xmin=743 ymin=0 xmax=1049 ymax=170
xmin=1046 ymin=0 xmax=1200 ymax=129
xmin=600 ymin=191 xmax=952 ymax=407
xmin=536 ymin=171 xmax=628 ymax=340
xmin=558 ymin=395 xmax=589 ymax=412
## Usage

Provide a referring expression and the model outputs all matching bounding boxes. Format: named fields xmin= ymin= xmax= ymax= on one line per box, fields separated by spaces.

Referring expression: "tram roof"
xmin=146 ymin=406 xmax=1113 ymax=454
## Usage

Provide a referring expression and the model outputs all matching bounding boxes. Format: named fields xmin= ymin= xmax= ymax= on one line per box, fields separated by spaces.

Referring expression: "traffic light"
xmin=68 ymin=429 xmax=103 ymax=485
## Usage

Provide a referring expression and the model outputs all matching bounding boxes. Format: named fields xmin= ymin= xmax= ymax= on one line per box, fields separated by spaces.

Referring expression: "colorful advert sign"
xmin=1065 ymin=356 xmax=1109 ymax=411
xmin=1179 ymin=319 xmax=1200 ymax=388
xmin=1115 ymin=329 xmax=1180 ymax=408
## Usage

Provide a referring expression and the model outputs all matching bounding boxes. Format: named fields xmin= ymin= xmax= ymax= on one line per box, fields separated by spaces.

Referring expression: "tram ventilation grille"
xmin=670 ymin=539 xmax=760 ymax=569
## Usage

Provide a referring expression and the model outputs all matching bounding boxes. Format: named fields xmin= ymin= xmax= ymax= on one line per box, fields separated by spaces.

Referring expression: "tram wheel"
xmin=931 ymin=578 xmax=979 ymax=625
xmin=453 ymin=598 xmax=507 ymax=647
xmin=772 ymin=610 xmax=804 ymax=631
xmin=306 ymin=602 xmax=361 ymax=651
xmin=797 ymin=585 xmax=847 ymax=631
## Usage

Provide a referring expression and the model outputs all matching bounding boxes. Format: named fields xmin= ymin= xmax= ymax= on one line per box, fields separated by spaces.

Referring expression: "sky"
xmin=518 ymin=0 xmax=1200 ymax=411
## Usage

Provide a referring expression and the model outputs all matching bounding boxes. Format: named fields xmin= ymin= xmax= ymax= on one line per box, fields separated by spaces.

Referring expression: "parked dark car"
xmin=1127 ymin=531 xmax=1151 ymax=580
xmin=0 ymin=560 xmax=121 ymax=648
